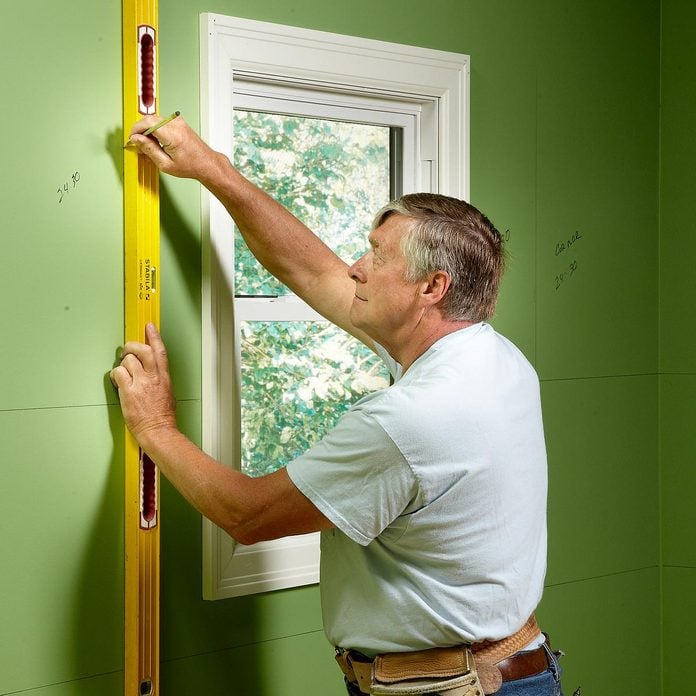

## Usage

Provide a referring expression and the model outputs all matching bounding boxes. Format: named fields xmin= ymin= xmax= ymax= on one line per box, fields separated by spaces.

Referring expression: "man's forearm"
xmin=138 ymin=425 xmax=259 ymax=542
xmin=130 ymin=115 xmax=361 ymax=336
xmin=137 ymin=423 xmax=333 ymax=544
xmin=200 ymin=151 xmax=347 ymax=298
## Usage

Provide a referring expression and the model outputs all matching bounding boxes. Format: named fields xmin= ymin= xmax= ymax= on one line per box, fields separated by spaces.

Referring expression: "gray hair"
xmin=372 ymin=193 xmax=506 ymax=321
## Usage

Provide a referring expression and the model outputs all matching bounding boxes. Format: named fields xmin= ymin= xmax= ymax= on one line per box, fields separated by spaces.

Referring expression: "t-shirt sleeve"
xmin=286 ymin=407 xmax=418 ymax=546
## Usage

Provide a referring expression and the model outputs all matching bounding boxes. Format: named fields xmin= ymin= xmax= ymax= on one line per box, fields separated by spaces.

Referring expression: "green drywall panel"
xmin=5 ymin=672 xmax=123 ymax=696
xmin=0 ymin=0 xmax=124 ymax=413
xmin=660 ymin=375 xmax=696 ymax=567
xmin=534 ymin=0 xmax=659 ymax=381
xmin=0 ymin=406 xmax=123 ymax=694
xmin=660 ymin=3 xmax=696 ymax=689
xmin=160 ymin=630 xmax=344 ymax=695
xmin=470 ymin=20 xmax=538 ymax=363
xmin=538 ymin=567 xmax=660 ymax=694
xmin=662 ymin=566 xmax=696 ymax=695
xmin=542 ymin=375 xmax=659 ymax=585
xmin=660 ymin=0 xmax=696 ymax=374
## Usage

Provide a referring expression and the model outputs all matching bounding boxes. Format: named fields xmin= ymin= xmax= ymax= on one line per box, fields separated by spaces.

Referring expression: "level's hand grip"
xmin=138 ymin=26 xmax=156 ymax=115
xmin=140 ymin=451 xmax=158 ymax=529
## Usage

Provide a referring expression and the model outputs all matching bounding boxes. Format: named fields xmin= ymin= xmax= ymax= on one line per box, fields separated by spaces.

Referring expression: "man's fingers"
xmin=110 ymin=365 xmax=132 ymax=390
xmin=145 ymin=322 xmax=163 ymax=346
xmin=120 ymin=341 xmax=155 ymax=373
xmin=129 ymin=115 xmax=163 ymax=137
xmin=119 ymin=326 xmax=169 ymax=375
xmin=145 ymin=323 xmax=170 ymax=371
xmin=128 ymin=115 xmax=210 ymax=180
xmin=130 ymin=134 xmax=176 ymax=173
xmin=121 ymin=352 xmax=148 ymax=376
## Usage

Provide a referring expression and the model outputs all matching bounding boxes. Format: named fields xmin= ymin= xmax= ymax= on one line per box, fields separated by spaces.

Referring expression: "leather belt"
xmin=494 ymin=643 xmax=550 ymax=683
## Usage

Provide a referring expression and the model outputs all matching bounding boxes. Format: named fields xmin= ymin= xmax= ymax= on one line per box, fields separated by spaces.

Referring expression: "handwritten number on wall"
xmin=554 ymin=231 xmax=582 ymax=290
xmin=555 ymin=260 xmax=578 ymax=290
xmin=57 ymin=171 xmax=81 ymax=203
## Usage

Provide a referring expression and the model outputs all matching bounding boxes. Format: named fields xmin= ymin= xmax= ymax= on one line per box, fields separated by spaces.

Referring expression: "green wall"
xmin=660 ymin=1 xmax=696 ymax=694
xmin=0 ymin=0 xmax=668 ymax=694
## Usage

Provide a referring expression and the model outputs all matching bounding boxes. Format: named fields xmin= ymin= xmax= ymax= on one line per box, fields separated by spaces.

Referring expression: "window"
xmin=231 ymin=95 xmax=408 ymax=480
xmin=201 ymin=13 xmax=469 ymax=599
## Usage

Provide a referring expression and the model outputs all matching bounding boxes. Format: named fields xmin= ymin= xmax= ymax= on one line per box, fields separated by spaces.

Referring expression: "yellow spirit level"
xmin=122 ymin=1 xmax=160 ymax=694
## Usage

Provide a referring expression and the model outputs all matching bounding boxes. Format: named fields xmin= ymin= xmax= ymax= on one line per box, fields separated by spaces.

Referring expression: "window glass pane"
xmin=240 ymin=320 xmax=389 ymax=477
xmin=233 ymin=110 xmax=392 ymax=296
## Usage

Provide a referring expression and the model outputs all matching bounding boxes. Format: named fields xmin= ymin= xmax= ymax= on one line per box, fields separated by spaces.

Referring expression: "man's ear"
xmin=421 ymin=270 xmax=451 ymax=306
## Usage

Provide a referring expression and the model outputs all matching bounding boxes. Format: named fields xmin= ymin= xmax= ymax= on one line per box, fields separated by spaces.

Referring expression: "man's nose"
xmin=348 ymin=254 xmax=367 ymax=282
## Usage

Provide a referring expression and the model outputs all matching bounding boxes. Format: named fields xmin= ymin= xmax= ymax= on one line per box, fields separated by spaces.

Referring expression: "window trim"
xmin=200 ymin=13 xmax=469 ymax=599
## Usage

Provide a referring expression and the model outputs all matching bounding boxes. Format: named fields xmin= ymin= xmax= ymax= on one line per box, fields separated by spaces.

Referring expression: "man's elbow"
xmin=228 ymin=526 xmax=262 ymax=546
xmin=220 ymin=515 xmax=273 ymax=546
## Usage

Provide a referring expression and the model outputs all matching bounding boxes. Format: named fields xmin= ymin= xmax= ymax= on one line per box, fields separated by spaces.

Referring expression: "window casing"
xmin=200 ymin=13 xmax=469 ymax=599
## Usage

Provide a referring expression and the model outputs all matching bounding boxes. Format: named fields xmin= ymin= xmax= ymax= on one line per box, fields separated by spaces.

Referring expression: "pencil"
xmin=125 ymin=111 xmax=181 ymax=147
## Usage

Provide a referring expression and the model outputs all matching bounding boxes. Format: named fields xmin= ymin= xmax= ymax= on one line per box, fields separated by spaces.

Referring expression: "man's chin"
xmin=349 ymin=306 xmax=368 ymax=329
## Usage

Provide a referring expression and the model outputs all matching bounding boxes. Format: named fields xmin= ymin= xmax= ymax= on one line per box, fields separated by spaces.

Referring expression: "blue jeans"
xmin=344 ymin=643 xmax=564 ymax=696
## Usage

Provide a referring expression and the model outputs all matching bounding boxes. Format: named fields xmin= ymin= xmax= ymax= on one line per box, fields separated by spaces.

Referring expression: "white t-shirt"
xmin=287 ymin=323 xmax=547 ymax=656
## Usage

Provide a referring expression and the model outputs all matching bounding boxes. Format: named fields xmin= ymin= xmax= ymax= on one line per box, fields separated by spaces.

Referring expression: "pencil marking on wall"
xmin=553 ymin=230 xmax=582 ymax=290
xmin=56 ymin=171 xmax=81 ymax=203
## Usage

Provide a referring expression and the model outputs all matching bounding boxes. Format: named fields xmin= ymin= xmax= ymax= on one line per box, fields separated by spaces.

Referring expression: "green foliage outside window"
xmin=233 ymin=110 xmax=393 ymax=477
xmin=233 ymin=110 xmax=391 ymax=296
xmin=240 ymin=321 xmax=389 ymax=477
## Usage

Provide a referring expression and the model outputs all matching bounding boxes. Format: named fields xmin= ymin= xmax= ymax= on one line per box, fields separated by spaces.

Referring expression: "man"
xmin=111 ymin=115 xmax=563 ymax=696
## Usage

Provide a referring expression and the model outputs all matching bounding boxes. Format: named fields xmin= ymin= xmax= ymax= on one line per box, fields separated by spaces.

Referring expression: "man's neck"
xmin=388 ymin=319 xmax=476 ymax=374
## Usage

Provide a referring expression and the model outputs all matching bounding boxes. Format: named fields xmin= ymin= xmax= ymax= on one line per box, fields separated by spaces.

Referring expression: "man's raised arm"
xmin=129 ymin=114 xmax=374 ymax=350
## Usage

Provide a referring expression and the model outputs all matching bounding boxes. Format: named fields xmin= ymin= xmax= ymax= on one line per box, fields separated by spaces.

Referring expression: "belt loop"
xmin=335 ymin=648 xmax=358 ymax=684
xmin=335 ymin=648 xmax=373 ymax=694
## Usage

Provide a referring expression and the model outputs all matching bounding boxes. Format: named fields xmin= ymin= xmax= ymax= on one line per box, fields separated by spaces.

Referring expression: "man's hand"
xmin=110 ymin=323 xmax=177 ymax=445
xmin=129 ymin=114 xmax=226 ymax=183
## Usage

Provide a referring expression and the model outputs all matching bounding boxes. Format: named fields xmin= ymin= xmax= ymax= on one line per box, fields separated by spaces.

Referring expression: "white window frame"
xmin=200 ymin=13 xmax=469 ymax=599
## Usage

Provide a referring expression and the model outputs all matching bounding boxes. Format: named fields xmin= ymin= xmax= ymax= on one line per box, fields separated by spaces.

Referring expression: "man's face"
xmin=348 ymin=214 xmax=423 ymax=345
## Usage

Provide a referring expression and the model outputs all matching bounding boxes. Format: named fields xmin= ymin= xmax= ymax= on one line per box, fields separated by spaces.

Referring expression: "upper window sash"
xmin=232 ymin=86 xmax=420 ymax=199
